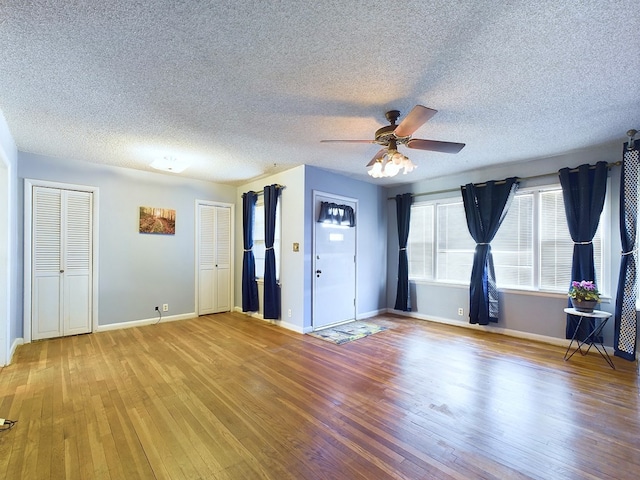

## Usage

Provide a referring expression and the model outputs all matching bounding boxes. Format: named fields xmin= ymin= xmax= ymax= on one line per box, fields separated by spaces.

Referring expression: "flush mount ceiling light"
xmin=367 ymin=138 xmax=417 ymax=178
xmin=150 ymin=156 xmax=189 ymax=173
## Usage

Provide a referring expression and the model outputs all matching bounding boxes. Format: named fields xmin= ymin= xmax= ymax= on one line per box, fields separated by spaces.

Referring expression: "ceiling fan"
xmin=321 ymin=105 xmax=465 ymax=178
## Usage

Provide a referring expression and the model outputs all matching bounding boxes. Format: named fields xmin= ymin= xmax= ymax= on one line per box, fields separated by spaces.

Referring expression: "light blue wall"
xmin=0 ymin=109 xmax=18 ymax=361
xmin=236 ymin=165 xmax=388 ymax=332
xmin=14 ymin=137 xmax=633 ymax=353
xmin=16 ymin=155 xmax=388 ymax=341
xmin=386 ymin=140 xmax=634 ymax=348
xmin=18 ymin=152 xmax=236 ymax=332
xmin=304 ymin=166 xmax=388 ymax=329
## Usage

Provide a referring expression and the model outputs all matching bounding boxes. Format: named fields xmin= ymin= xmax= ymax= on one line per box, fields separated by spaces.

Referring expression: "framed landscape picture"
xmin=139 ymin=206 xmax=176 ymax=235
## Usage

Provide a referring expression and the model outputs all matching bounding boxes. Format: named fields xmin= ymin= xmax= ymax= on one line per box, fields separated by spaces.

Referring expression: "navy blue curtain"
xmin=263 ymin=184 xmax=282 ymax=319
xmin=394 ymin=193 xmax=413 ymax=311
xmin=614 ymin=141 xmax=639 ymax=361
xmin=559 ymin=162 xmax=608 ymax=341
xmin=241 ymin=191 xmax=259 ymax=312
xmin=462 ymin=178 xmax=518 ymax=325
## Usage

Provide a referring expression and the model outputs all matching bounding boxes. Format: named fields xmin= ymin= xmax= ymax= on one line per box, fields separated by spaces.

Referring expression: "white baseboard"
xmin=357 ymin=309 xmax=386 ymax=320
xmin=234 ymin=307 xmax=307 ymax=334
xmin=234 ymin=306 xmax=257 ymax=316
xmin=7 ymin=337 xmax=23 ymax=365
xmin=388 ymin=309 xmax=619 ymax=354
xmin=265 ymin=318 xmax=306 ymax=334
xmin=95 ymin=312 xmax=197 ymax=332
xmin=233 ymin=307 xmax=391 ymax=334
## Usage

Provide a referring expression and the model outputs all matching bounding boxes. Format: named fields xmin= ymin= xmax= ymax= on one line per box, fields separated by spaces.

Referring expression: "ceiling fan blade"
xmin=366 ymin=148 xmax=386 ymax=167
xmin=407 ymin=138 xmax=466 ymax=154
xmin=394 ymin=105 xmax=437 ymax=137
xmin=320 ymin=139 xmax=375 ymax=143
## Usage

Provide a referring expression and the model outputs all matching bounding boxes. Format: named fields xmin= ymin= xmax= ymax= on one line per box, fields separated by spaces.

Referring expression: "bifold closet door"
xmin=198 ymin=204 xmax=231 ymax=315
xmin=32 ymin=187 xmax=92 ymax=340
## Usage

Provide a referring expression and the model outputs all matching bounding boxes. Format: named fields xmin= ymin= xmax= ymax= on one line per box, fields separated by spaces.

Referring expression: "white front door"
xmin=197 ymin=203 xmax=232 ymax=315
xmin=32 ymin=187 xmax=92 ymax=340
xmin=312 ymin=193 xmax=357 ymax=330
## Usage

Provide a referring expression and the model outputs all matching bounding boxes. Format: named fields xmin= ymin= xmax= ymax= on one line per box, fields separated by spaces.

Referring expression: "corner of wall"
xmin=7 ymin=337 xmax=24 ymax=365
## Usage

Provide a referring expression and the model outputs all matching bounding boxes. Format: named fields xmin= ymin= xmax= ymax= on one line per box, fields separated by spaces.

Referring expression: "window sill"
xmin=409 ymin=279 xmax=468 ymax=289
xmin=409 ymin=280 xmax=611 ymax=303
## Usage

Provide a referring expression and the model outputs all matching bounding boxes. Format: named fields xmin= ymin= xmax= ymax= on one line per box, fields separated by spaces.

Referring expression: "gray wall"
xmin=386 ymin=139 xmax=636 ymax=349
xmin=18 ymin=152 xmax=236 ymax=332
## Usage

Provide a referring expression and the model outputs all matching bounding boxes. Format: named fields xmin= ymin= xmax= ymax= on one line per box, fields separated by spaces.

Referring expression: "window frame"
xmin=253 ymin=196 xmax=281 ymax=282
xmin=407 ymin=181 xmax=610 ymax=298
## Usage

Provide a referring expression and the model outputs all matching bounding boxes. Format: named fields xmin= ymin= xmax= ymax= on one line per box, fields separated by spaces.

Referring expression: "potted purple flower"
xmin=568 ymin=280 xmax=600 ymax=312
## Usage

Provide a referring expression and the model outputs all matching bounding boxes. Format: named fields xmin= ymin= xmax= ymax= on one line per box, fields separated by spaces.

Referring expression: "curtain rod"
xmin=389 ymin=161 xmax=621 ymax=200
xmin=247 ymin=184 xmax=286 ymax=196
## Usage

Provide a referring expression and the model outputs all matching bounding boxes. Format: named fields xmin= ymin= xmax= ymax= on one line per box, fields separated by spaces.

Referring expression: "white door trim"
xmin=312 ymin=190 xmax=358 ymax=330
xmin=0 ymin=147 xmax=9 ymax=365
xmin=24 ymin=179 xmax=99 ymax=343
xmin=194 ymin=199 xmax=234 ymax=316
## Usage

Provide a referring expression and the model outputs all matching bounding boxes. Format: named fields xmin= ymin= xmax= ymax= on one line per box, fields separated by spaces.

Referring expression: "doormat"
xmin=308 ymin=321 xmax=388 ymax=345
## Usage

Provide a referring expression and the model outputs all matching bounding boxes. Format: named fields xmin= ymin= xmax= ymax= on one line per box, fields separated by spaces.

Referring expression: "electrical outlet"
xmin=162 ymin=304 xmax=169 ymax=312
xmin=288 ymin=309 xmax=292 ymax=318
xmin=155 ymin=306 xmax=159 ymax=311
xmin=458 ymin=308 xmax=464 ymax=316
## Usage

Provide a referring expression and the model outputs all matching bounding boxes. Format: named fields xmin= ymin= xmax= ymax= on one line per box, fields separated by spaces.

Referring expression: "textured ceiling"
xmin=1 ymin=1 xmax=639 ymax=186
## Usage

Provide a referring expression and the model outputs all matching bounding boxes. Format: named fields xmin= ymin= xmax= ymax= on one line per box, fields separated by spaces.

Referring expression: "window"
xmin=538 ymin=189 xmax=574 ymax=291
xmin=436 ymin=202 xmax=474 ymax=283
xmin=253 ymin=198 xmax=281 ymax=280
xmin=536 ymin=188 xmax=603 ymax=292
xmin=407 ymin=204 xmax=434 ymax=280
xmin=492 ymin=193 xmax=534 ymax=288
xmin=408 ymin=185 xmax=607 ymax=294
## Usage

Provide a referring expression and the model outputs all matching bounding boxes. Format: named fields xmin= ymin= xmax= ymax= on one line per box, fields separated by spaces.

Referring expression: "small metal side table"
xmin=563 ymin=307 xmax=615 ymax=369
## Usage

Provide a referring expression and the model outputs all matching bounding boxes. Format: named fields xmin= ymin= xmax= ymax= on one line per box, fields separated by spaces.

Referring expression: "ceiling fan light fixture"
xmin=367 ymin=160 xmax=383 ymax=178
xmin=389 ymin=150 xmax=404 ymax=165
xmin=321 ymin=104 xmax=464 ymax=179
xmin=401 ymin=156 xmax=417 ymax=174
xmin=367 ymin=150 xmax=416 ymax=178
xmin=384 ymin=158 xmax=401 ymax=177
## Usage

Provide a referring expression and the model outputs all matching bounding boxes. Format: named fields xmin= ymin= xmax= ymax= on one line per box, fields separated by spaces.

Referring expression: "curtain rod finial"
xmin=627 ymin=130 xmax=638 ymax=150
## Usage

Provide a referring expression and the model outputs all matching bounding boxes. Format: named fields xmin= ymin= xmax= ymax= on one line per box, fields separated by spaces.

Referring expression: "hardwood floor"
xmin=1 ymin=312 xmax=638 ymax=479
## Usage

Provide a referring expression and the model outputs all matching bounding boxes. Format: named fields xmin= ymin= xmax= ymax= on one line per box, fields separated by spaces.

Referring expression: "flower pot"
xmin=571 ymin=298 xmax=598 ymax=313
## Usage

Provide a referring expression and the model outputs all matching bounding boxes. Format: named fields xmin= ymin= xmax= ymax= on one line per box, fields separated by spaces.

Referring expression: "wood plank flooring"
xmin=1 ymin=312 xmax=639 ymax=479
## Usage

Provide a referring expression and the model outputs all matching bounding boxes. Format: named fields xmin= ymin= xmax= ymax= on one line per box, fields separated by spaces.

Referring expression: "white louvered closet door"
xmin=198 ymin=204 xmax=231 ymax=315
xmin=32 ymin=187 xmax=92 ymax=340
xmin=213 ymin=206 xmax=231 ymax=313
